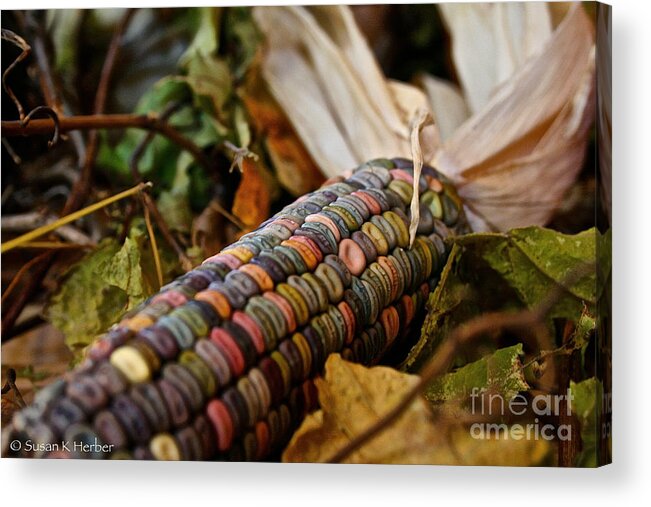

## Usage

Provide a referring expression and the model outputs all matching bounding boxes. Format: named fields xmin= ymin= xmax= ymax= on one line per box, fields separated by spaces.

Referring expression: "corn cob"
xmin=2 ymin=158 xmax=469 ymax=460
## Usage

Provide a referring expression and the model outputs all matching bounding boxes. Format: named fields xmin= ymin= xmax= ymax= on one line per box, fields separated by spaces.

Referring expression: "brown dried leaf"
xmin=232 ymin=157 xmax=271 ymax=231
xmin=283 ymin=354 xmax=550 ymax=465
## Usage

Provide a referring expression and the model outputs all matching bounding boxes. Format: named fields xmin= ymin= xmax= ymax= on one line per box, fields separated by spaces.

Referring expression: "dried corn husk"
xmin=438 ymin=2 xmax=552 ymax=114
xmin=253 ymin=5 xmax=437 ymax=178
xmin=433 ymin=4 xmax=595 ymax=230
xmin=253 ymin=3 xmax=596 ymax=232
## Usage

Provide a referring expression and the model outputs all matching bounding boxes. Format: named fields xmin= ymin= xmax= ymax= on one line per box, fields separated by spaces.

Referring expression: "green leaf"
xmin=425 ymin=344 xmax=529 ymax=404
xmin=97 ymin=76 xmax=220 ymax=188
xmin=47 ymin=9 xmax=82 ymax=75
xmin=135 ymin=78 xmax=191 ymax=115
xmin=179 ymin=53 xmax=233 ymax=133
xmin=404 ymin=227 xmax=599 ymax=373
xmin=188 ymin=165 xmax=213 ymax=211
xmin=456 ymin=227 xmax=598 ymax=318
xmin=47 ymin=225 xmax=174 ymax=352
xmin=179 ymin=7 xmax=222 ymax=66
xmin=570 ymin=377 xmax=603 ymax=467
xmin=223 ymin=6 xmax=262 ymax=80
xmin=401 ymin=243 xmax=474 ymax=371
xmin=47 ymin=239 xmax=127 ymax=351
xmin=96 ymin=79 xmax=191 ymax=182
xmin=96 ymin=228 xmax=154 ymax=304
xmin=156 ymin=151 xmax=195 ymax=234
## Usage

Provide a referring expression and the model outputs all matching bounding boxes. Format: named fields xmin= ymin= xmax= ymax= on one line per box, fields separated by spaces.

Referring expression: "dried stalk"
xmin=1 ymin=182 xmax=152 ymax=253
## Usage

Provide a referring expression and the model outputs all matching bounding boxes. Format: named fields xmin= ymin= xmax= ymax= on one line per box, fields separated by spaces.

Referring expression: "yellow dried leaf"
xmin=283 ymin=354 xmax=456 ymax=464
xmin=283 ymin=354 xmax=550 ymax=465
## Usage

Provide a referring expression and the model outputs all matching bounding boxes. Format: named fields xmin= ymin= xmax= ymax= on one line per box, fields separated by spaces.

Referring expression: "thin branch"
xmin=22 ymin=105 xmax=60 ymax=147
xmin=2 ymin=139 xmax=21 ymax=165
xmin=1 ymin=255 xmax=53 ymax=336
xmin=1 ymin=253 xmax=51 ymax=308
xmin=12 ymin=241 xmax=90 ymax=250
xmin=208 ymin=199 xmax=246 ymax=231
xmin=1 ymin=251 xmax=53 ymax=341
xmin=2 ymin=114 xmax=212 ymax=174
xmin=94 ymin=9 xmax=136 ymax=115
xmin=65 ymin=8 xmax=135 ymax=215
xmin=13 ymin=10 xmax=85 ymax=159
xmin=519 ymin=314 xmax=593 ymax=373
xmin=1 ymin=184 xmax=15 ymax=205
xmin=1 ymin=211 xmax=48 ymax=230
xmin=21 ymin=12 xmax=64 ymax=114
xmin=326 ymin=264 xmax=594 ymax=463
xmin=128 ymin=101 xmax=182 ymax=180
xmin=2 ymin=212 xmax=94 ymax=245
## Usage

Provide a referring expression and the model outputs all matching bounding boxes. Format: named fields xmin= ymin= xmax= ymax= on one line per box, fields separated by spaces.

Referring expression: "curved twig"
xmin=1 ymin=28 xmax=31 ymax=120
xmin=22 ymin=105 xmax=60 ymax=147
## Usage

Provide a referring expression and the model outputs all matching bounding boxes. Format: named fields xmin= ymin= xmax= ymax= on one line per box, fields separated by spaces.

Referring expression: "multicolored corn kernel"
xmin=2 ymin=158 xmax=469 ymax=460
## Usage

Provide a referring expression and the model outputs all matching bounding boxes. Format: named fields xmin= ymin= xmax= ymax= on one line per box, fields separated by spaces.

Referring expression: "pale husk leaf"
xmin=439 ymin=2 xmax=552 ymax=113
xmin=254 ymin=4 xmax=595 ymax=233
xmin=419 ymin=74 xmax=469 ymax=142
xmin=435 ymin=5 xmax=595 ymax=231
xmin=253 ymin=6 xmax=433 ymax=177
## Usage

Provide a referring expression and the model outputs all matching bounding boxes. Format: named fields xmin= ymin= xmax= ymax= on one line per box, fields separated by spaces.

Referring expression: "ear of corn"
xmin=3 ymin=158 xmax=469 ymax=460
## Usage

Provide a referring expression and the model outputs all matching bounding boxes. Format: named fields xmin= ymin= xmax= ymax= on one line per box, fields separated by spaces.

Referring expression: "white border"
xmin=2 ymin=1 xmax=650 ymax=506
